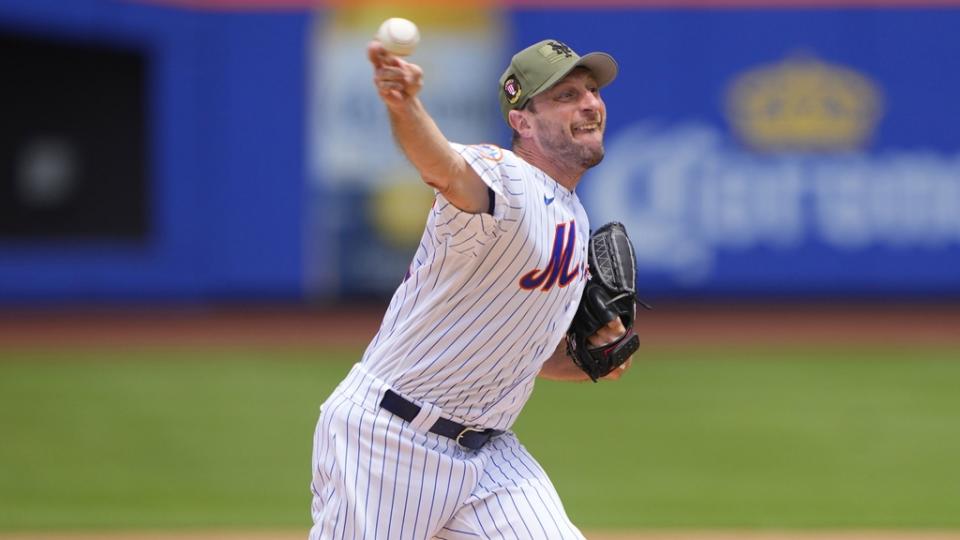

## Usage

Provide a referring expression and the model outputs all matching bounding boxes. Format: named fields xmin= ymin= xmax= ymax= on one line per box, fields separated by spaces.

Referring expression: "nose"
xmin=580 ymin=90 xmax=602 ymax=113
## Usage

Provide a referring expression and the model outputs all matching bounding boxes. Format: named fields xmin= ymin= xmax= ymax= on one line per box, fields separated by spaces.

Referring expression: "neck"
xmin=513 ymin=143 xmax=584 ymax=191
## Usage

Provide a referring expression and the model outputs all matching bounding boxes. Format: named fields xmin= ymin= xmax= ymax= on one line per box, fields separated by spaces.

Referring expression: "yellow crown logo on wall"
xmin=726 ymin=55 xmax=883 ymax=152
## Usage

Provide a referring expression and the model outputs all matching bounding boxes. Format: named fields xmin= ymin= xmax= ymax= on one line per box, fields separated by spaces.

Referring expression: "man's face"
xmin=527 ymin=68 xmax=606 ymax=169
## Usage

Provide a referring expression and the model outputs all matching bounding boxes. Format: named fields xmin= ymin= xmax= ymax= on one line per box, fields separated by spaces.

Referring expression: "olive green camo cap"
xmin=499 ymin=39 xmax=618 ymax=126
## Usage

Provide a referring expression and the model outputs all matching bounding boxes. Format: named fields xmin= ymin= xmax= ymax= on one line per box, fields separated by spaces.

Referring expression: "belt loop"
xmin=409 ymin=399 xmax=443 ymax=432
xmin=379 ymin=389 xmax=503 ymax=450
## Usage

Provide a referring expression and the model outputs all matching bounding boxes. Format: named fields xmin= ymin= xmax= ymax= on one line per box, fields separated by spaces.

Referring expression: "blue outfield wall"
xmin=0 ymin=0 xmax=308 ymax=301
xmin=1 ymin=2 xmax=959 ymax=301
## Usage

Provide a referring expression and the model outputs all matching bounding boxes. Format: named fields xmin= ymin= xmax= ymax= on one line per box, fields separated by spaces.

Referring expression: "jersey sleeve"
xmin=429 ymin=143 xmax=517 ymax=257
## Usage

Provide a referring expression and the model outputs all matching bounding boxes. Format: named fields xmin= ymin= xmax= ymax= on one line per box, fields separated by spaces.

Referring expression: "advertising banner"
xmin=306 ymin=6 xmax=960 ymax=298
xmin=513 ymin=9 xmax=960 ymax=296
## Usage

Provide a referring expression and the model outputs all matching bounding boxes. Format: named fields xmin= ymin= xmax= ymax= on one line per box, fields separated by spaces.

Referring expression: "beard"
xmin=534 ymin=119 xmax=605 ymax=169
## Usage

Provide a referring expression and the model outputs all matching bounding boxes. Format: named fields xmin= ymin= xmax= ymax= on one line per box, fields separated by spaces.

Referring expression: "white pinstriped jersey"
xmin=360 ymin=143 xmax=590 ymax=431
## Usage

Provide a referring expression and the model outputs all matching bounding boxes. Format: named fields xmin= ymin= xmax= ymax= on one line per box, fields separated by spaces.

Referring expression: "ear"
xmin=508 ymin=109 xmax=533 ymax=138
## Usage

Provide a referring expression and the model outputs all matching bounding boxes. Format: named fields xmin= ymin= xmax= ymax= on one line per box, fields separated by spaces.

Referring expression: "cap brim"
xmin=527 ymin=51 xmax=619 ymax=105
xmin=576 ymin=52 xmax=618 ymax=88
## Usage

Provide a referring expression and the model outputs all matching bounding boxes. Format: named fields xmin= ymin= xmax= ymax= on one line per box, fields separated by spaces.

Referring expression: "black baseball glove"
xmin=566 ymin=222 xmax=649 ymax=382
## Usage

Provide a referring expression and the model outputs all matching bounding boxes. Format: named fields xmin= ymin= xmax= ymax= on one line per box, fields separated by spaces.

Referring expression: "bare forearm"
xmin=387 ymin=100 xmax=464 ymax=192
xmin=539 ymin=322 xmax=636 ymax=382
xmin=369 ymin=41 xmax=488 ymax=213
xmin=538 ymin=341 xmax=592 ymax=382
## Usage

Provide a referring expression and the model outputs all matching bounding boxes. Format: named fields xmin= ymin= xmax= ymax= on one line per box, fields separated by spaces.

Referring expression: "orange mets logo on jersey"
xmin=519 ymin=221 xmax=579 ymax=291
xmin=471 ymin=144 xmax=504 ymax=163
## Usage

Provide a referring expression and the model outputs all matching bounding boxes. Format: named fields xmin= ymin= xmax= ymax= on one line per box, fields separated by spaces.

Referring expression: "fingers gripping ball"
xmin=566 ymin=222 xmax=651 ymax=382
xmin=376 ymin=17 xmax=420 ymax=57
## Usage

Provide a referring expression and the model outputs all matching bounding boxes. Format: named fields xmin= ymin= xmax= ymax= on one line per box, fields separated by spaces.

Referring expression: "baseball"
xmin=375 ymin=17 xmax=420 ymax=57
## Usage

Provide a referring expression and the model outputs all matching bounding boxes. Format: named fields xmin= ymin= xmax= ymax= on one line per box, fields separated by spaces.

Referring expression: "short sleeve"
xmin=430 ymin=143 xmax=515 ymax=256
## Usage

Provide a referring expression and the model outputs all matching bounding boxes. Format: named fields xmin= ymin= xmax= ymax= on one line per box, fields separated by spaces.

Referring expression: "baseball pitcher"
xmin=309 ymin=36 xmax=643 ymax=540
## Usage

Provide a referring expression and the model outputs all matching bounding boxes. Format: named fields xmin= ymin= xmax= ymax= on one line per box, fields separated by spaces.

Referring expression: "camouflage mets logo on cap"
xmin=539 ymin=41 xmax=574 ymax=63
xmin=503 ymin=75 xmax=522 ymax=104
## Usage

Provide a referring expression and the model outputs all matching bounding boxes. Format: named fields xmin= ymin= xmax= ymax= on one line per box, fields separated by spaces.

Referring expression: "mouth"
xmin=572 ymin=122 xmax=602 ymax=136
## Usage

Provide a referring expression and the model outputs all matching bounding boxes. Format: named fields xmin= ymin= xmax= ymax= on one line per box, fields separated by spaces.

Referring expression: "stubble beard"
xmin=536 ymin=121 xmax=605 ymax=170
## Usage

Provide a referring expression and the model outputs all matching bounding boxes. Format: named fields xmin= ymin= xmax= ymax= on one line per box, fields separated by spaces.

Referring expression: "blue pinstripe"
xmin=370 ymin=414 xmax=393 ymax=540
xmin=310 ymin=144 xmax=590 ymax=539
xmin=505 ymin=445 xmax=573 ymax=538
xmin=310 ymin=365 xmax=586 ymax=539
xmin=487 ymin=455 xmax=537 ymax=538
xmin=398 ymin=422 xmax=418 ymax=537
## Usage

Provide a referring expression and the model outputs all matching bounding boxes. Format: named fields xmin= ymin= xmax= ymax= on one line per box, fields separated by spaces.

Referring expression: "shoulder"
xmin=450 ymin=143 xmax=516 ymax=167
xmin=450 ymin=142 xmax=532 ymax=191
xmin=455 ymin=143 xmax=537 ymax=181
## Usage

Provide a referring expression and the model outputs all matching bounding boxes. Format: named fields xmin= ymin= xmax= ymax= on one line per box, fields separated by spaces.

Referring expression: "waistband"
xmin=336 ymin=363 xmax=502 ymax=450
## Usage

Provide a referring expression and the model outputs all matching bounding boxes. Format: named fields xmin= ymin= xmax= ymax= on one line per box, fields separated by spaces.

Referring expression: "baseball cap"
xmin=499 ymin=39 xmax=618 ymax=126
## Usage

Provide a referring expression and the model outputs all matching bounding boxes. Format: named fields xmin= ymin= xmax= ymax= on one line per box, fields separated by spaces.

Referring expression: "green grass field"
xmin=1 ymin=344 xmax=959 ymax=531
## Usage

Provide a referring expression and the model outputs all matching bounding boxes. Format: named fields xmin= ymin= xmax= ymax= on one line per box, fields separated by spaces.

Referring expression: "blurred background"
xmin=1 ymin=0 xmax=959 ymax=538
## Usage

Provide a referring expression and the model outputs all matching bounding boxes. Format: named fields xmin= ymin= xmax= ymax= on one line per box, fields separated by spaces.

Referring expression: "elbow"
xmin=421 ymin=158 xmax=464 ymax=193
xmin=421 ymin=173 xmax=449 ymax=193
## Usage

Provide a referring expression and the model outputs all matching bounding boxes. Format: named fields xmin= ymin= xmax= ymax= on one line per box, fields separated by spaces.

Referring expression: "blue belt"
xmin=379 ymin=390 xmax=503 ymax=450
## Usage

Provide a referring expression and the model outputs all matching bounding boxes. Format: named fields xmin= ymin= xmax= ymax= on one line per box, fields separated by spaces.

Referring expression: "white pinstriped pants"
xmin=309 ymin=363 xmax=586 ymax=540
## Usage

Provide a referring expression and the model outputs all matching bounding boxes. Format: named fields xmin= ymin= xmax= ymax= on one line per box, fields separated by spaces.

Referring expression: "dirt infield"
xmin=1 ymin=302 xmax=959 ymax=350
xmin=2 ymin=530 xmax=960 ymax=540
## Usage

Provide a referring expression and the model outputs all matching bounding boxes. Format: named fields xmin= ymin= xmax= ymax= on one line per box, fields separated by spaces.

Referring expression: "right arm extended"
xmin=368 ymin=41 xmax=490 ymax=214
